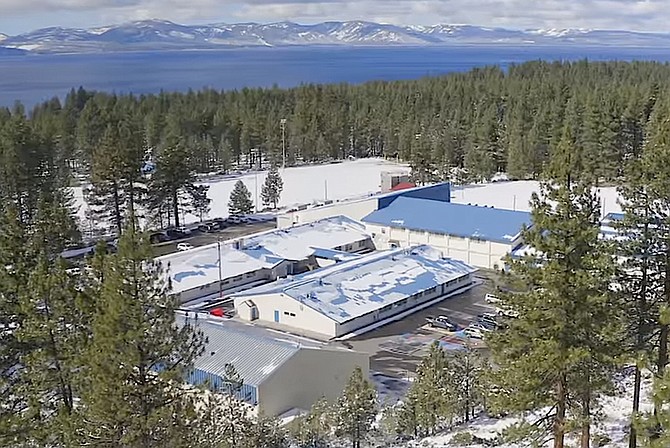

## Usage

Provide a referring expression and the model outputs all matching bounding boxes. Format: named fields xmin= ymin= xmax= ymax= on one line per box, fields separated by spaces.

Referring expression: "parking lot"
xmin=152 ymin=220 xmax=277 ymax=257
xmin=344 ymin=272 xmax=502 ymax=378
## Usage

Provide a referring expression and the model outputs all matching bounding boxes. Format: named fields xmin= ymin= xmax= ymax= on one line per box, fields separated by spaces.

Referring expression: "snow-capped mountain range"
xmin=2 ymin=19 xmax=669 ymax=54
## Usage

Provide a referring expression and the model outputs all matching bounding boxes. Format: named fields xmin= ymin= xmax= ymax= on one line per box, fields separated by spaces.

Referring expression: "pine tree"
xmin=243 ymin=414 xmax=289 ymax=448
xmin=17 ymin=254 xmax=84 ymax=445
xmin=628 ymin=98 xmax=670 ymax=443
xmin=290 ymin=397 xmax=333 ymax=448
xmin=0 ymin=206 xmax=31 ymax=445
xmin=405 ymin=342 xmax=455 ymax=436
xmin=191 ymin=389 xmax=254 ymax=448
xmin=450 ymin=346 xmax=486 ymax=423
xmin=228 ymin=180 xmax=254 ymax=216
xmin=147 ymin=134 xmax=201 ymax=228
xmin=488 ymin=147 xmax=618 ymax=448
xmin=76 ymin=224 xmax=205 ymax=446
xmin=335 ymin=367 xmax=377 ymax=448
xmin=261 ymin=165 xmax=284 ymax=209
xmin=396 ymin=386 xmax=420 ymax=438
xmin=615 ymin=155 xmax=659 ymax=448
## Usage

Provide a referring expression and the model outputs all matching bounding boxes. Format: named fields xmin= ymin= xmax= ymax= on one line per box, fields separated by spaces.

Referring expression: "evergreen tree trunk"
xmin=657 ymin=325 xmax=668 ymax=417
xmin=657 ymin=252 xmax=670 ymax=417
xmin=172 ymin=188 xmax=180 ymax=227
xmin=630 ymin=366 xmax=642 ymax=448
xmin=113 ymin=181 xmax=122 ymax=236
xmin=554 ymin=376 xmax=566 ymax=448
xmin=581 ymin=389 xmax=591 ymax=448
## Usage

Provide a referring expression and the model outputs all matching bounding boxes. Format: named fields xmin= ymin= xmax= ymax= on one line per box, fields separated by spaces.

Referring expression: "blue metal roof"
xmin=234 ymin=245 xmax=476 ymax=324
xmin=362 ymin=197 xmax=532 ymax=244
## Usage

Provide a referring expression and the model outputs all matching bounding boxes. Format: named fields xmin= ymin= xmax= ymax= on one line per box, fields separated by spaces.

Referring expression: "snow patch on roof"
xmin=239 ymin=215 xmax=370 ymax=261
xmin=157 ymin=243 xmax=277 ymax=294
xmin=235 ymin=245 xmax=476 ymax=323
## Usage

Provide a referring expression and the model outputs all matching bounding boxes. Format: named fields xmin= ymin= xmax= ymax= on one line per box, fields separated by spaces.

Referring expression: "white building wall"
xmin=178 ymin=267 xmax=278 ymax=303
xmin=277 ymin=198 xmax=377 ymax=229
xmin=234 ymin=293 xmax=338 ymax=337
xmin=365 ymin=223 xmax=514 ymax=270
xmin=258 ymin=348 xmax=370 ymax=416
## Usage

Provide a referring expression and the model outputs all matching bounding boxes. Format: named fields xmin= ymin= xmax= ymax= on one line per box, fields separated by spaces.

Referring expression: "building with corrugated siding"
xmin=179 ymin=314 xmax=369 ymax=416
xmin=362 ymin=197 xmax=532 ymax=270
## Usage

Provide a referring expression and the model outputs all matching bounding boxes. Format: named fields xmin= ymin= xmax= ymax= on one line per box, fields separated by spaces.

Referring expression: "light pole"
xmin=217 ymin=238 xmax=223 ymax=299
xmin=280 ymin=118 xmax=287 ymax=169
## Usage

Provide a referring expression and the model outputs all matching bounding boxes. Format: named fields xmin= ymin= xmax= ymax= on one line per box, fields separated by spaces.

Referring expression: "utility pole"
xmin=217 ymin=238 xmax=223 ymax=299
xmin=280 ymin=118 xmax=287 ymax=169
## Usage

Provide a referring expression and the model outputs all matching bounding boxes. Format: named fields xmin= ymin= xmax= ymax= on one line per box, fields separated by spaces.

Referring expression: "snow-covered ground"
xmin=71 ymin=158 xmax=410 ymax=225
xmin=71 ymin=160 xmax=622 ymax=230
xmin=452 ymin=181 xmax=622 ymax=215
xmin=411 ymin=371 xmax=652 ymax=448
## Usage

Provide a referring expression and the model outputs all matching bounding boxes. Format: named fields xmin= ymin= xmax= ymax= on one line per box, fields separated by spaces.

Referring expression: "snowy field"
xmin=452 ymin=181 xmax=622 ymax=215
xmin=72 ymin=158 xmax=410 ymax=225
xmin=71 ymin=159 xmax=623 ymax=228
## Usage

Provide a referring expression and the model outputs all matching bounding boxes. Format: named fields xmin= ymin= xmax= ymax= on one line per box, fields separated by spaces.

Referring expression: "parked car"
xmin=166 ymin=228 xmax=186 ymax=239
xmin=485 ymin=293 xmax=501 ymax=304
xmin=228 ymin=214 xmax=251 ymax=224
xmin=213 ymin=219 xmax=229 ymax=230
xmin=227 ymin=215 xmax=242 ymax=224
xmin=469 ymin=321 xmax=493 ymax=333
xmin=198 ymin=222 xmax=218 ymax=233
xmin=177 ymin=226 xmax=191 ymax=235
xmin=496 ymin=306 xmax=519 ymax=318
xmin=475 ymin=319 xmax=497 ymax=331
xmin=427 ymin=315 xmax=459 ymax=332
xmin=478 ymin=312 xmax=499 ymax=322
xmin=177 ymin=242 xmax=194 ymax=251
xmin=464 ymin=326 xmax=484 ymax=339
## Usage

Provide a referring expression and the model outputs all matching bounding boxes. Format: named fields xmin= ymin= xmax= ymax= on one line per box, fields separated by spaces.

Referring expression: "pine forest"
xmin=3 ymin=59 xmax=670 ymax=447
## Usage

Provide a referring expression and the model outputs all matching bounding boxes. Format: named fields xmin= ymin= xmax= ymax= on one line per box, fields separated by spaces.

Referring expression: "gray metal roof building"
xmin=179 ymin=313 xmax=369 ymax=416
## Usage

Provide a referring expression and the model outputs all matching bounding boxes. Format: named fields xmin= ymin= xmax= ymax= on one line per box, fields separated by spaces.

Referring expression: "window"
xmin=393 ymin=298 xmax=408 ymax=308
xmin=283 ymin=311 xmax=296 ymax=317
xmin=345 ymin=244 xmax=353 ymax=251
xmin=245 ymin=272 xmax=255 ymax=278
xmin=381 ymin=228 xmax=386 ymax=234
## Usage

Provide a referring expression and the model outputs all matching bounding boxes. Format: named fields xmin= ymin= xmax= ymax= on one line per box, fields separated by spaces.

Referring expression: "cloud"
xmin=1 ymin=0 xmax=668 ymax=33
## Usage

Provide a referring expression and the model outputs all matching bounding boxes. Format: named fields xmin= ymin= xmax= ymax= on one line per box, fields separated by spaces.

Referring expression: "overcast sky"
xmin=0 ymin=0 xmax=667 ymax=35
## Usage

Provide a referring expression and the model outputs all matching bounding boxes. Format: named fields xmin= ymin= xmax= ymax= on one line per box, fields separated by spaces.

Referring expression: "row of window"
xmin=283 ymin=311 xmax=296 ymax=317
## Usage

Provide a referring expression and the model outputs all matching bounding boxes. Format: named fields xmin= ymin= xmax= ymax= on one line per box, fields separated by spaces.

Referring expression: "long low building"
xmin=362 ymin=197 xmax=532 ymax=270
xmin=157 ymin=215 xmax=374 ymax=303
xmin=181 ymin=314 xmax=369 ymax=416
xmin=233 ymin=245 xmax=477 ymax=339
xmin=276 ymin=182 xmax=451 ymax=229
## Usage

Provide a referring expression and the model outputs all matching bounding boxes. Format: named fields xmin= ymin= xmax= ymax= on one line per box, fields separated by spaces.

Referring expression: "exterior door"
xmin=274 ymin=310 xmax=280 ymax=322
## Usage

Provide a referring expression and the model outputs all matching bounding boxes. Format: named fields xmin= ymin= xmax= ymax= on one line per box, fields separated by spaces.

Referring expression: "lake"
xmin=2 ymin=45 xmax=670 ymax=108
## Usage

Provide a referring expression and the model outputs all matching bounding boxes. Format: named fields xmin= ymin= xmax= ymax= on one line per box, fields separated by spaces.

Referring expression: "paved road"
xmin=153 ymin=221 xmax=276 ymax=257
xmin=344 ymin=272 xmax=502 ymax=378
